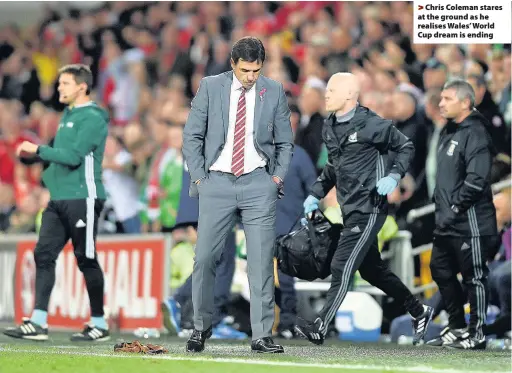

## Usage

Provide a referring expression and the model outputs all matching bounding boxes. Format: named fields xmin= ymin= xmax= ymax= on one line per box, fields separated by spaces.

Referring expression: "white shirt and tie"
xmin=209 ymin=76 xmax=266 ymax=174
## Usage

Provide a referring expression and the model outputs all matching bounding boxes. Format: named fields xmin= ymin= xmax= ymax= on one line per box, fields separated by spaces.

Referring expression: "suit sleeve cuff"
xmin=190 ymin=169 xmax=206 ymax=183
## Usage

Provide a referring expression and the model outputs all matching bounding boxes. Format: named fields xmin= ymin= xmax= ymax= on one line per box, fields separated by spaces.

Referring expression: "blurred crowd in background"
xmin=0 ymin=1 xmax=510 ymax=258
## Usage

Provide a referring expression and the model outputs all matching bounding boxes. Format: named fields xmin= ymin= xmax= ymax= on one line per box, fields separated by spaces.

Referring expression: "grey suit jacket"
xmin=182 ymin=71 xmax=294 ymax=198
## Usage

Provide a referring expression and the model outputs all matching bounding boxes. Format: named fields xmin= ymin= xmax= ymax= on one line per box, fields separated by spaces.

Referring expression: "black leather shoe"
xmin=186 ymin=326 xmax=212 ymax=352
xmin=251 ymin=337 xmax=284 ymax=353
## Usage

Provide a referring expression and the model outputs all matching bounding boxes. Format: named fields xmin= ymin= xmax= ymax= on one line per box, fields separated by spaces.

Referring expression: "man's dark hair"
xmin=443 ymin=78 xmax=476 ymax=109
xmin=58 ymin=64 xmax=93 ymax=95
xmin=231 ymin=37 xmax=266 ymax=64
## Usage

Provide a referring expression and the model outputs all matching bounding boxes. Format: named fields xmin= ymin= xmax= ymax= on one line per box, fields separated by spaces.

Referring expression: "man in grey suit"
xmin=182 ymin=37 xmax=293 ymax=353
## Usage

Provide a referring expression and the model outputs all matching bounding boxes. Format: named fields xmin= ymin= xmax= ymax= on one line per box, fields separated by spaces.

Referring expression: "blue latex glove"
xmin=376 ymin=175 xmax=399 ymax=196
xmin=303 ymin=195 xmax=320 ymax=215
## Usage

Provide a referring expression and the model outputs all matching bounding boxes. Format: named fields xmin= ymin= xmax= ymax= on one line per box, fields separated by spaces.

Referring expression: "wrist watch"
xmin=450 ymin=205 xmax=460 ymax=214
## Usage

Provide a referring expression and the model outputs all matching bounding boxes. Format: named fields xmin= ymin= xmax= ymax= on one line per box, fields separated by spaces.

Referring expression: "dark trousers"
xmin=34 ymin=199 xmax=105 ymax=317
xmin=174 ymin=229 xmax=236 ymax=327
xmin=318 ymin=213 xmax=421 ymax=335
xmin=430 ymin=234 xmax=491 ymax=339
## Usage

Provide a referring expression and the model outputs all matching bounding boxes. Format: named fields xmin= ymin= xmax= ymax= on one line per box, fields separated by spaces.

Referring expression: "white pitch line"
xmin=52 ymin=345 xmax=81 ymax=349
xmin=0 ymin=348 xmax=509 ymax=373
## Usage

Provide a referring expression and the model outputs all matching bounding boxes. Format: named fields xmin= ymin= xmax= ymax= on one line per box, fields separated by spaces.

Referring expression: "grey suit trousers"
xmin=192 ymin=167 xmax=278 ymax=340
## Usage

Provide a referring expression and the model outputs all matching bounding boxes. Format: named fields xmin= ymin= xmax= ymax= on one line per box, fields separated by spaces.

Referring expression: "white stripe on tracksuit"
xmin=85 ymin=153 xmax=97 ymax=259
xmin=319 ymin=152 xmax=384 ymax=335
xmin=468 ymin=207 xmax=485 ymax=340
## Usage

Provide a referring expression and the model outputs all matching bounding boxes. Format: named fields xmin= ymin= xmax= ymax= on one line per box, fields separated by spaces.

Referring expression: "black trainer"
xmin=70 ymin=324 xmax=110 ymax=342
xmin=3 ymin=318 xmax=48 ymax=341
xmin=186 ymin=326 xmax=212 ymax=352
xmin=426 ymin=326 xmax=467 ymax=346
xmin=294 ymin=317 xmax=325 ymax=345
xmin=412 ymin=305 xmax=435 ymax=345
xmin=446 ymin=333 xmax=486 ymax=350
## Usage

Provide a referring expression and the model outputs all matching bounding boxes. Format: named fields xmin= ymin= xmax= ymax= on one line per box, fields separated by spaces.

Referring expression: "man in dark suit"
xmin=182 ymin=37 xmax=293 ymax=353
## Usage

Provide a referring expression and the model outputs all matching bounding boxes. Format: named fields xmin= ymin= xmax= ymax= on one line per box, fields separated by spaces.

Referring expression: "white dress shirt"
xmin=210 ymin=76 xmax=266 ymax=174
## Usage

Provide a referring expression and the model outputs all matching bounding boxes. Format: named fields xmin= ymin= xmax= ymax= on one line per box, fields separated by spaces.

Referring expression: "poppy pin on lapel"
xmin=259 ymin=88 xmax=266 ymax=101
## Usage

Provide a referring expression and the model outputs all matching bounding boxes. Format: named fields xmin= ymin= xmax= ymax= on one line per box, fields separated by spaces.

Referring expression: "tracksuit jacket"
xmin=433 ymin=110 xmax=497 ymax=237
xmin=310 ymin=105 xmax=414 ymax=218
xmin=37 ymin=102 xmax=108 ymax=200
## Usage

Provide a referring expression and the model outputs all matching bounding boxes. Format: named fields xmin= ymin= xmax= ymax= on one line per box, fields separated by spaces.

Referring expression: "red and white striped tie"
xmin=231 ymin=87 xmax=246 ymax=176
